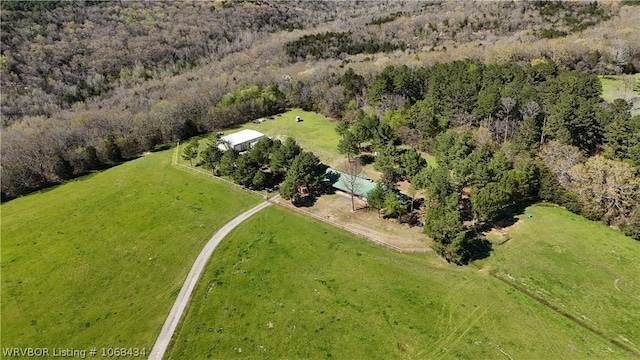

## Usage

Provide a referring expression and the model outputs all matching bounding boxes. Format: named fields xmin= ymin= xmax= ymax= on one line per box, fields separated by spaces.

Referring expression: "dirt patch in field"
xmin=482 ymin=219 xmax=524 ymax=245
xmin=276 ymin=193 xmax=431 ymax=251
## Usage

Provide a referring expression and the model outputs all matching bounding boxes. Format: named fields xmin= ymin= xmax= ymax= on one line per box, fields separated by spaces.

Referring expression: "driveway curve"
xmin=149 ymin=200 xmax=272 ymax=360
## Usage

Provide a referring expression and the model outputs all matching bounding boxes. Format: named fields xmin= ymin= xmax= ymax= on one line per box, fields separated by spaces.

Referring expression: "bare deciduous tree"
xmin=538 ymin=140 xmax=582 ymax=186
xmin=522 ymin=100 xmax=542 ymax=120
xmin=495 ymin=97 xmax=518 ymax=143
xmin=344 ymin=158 xmax=364 ymax=212
xmin=568 ymin=155 xmax=640 ymax=222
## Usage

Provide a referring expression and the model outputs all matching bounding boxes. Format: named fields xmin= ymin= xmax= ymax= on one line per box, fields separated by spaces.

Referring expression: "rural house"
xmin=324 ymin=168 xmax=377 ymax=201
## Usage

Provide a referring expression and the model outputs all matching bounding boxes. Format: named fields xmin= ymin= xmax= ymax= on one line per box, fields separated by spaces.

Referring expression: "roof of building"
xmin=325 ymin=168 xmax=377 ymax=198
xmin=220 ymin=129 xmax=264 ymax=146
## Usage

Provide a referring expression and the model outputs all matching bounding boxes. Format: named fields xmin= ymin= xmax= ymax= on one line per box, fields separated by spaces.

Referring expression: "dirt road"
xmin=148 ymin=200 xmax=272 ymax=360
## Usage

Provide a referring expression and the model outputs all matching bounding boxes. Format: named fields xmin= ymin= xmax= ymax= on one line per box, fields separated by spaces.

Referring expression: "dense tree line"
xmin=190 ymin=135 xmax=326 ymax=204
xmin=329 ymin=59 xmax=639 ymax=252
xmin=208 ymin=84 xmax=287 ymax=129
xmin=534 ymin=0 xmax=612 ymax=35
xmin=0 ymin=82 xmax=285 ymax=199
xmin=367 ymin=12 xmax=405 ymax=26
xmin=367 ymin=60 xmax=639 ymax=165
xmin=284 ymin=31 xmax=406 ymax=61
xmin=368 ymin=125 xmax=639 ymax=261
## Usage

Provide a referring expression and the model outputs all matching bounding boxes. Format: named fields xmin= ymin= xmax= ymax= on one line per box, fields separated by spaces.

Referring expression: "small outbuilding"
xmin=218 ymin=129 xmax=265 ymax=152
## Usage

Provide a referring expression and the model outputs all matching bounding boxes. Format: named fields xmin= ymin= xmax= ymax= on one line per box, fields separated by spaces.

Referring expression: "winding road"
xmin=148 ymin=200 xmax=273 ymax=360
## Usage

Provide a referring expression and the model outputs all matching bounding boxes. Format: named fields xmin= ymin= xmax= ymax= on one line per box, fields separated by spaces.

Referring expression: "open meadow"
xmin=1 ymin=148 xmax=261 ymax=351
xmin=180 ymin=109 xmax=440 ymax=191
xmin=166 ymin=205 xmax=635 ymax=359
xmin=181 ymin=109 xmax=389 ymax=177
xmin=223 ymin=110 xmax=342 ymax=169
xmin=599 ymin=74 xmax=640 ymax=116
xmin=478 ymin=204 xmax=640 ymax=356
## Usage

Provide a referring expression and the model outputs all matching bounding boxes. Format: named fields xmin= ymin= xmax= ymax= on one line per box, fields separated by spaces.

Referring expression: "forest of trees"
xmin=334 ymin=59 xmax=640 ymax=259
xmin=2 ymin=1 xmax=635 ymax=123
xmin=0 ymin=0 xmax=313 ymax=121
xmin=2 ymin=0 xmax=640 ymax=252
xmin=284 ymin=31 xmax=406 ymax=61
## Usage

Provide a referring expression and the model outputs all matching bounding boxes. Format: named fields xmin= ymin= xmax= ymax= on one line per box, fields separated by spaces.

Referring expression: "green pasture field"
xmin=478 ymin=204 xmax=640 ymax=356
xmin=177 ymin=109 xmax=343 ymax=172
xmin=179 ymin=109 xmax=362 ymax=176
xmin=228 ymin=109 xmax=343 ymax=168
xmin=166 ymin=205 xmax=632 ymax=359
xmin=1 ymin=148 xmax=261 ymax=351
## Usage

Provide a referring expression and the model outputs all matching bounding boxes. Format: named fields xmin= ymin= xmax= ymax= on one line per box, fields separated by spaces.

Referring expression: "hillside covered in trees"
xmin=2 ymin=0 xmax=636 ymax=123
xmin=2 ymin=0 xmax=640 ymax=241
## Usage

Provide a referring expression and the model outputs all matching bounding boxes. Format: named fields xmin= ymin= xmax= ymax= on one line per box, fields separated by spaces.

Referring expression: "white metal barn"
xmin=218 ymin=129 xmax=265 ymax=152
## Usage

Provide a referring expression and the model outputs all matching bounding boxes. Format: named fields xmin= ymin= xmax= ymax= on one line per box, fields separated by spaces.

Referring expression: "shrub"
xmin=622 ymin=210 xmax=640 ymax=240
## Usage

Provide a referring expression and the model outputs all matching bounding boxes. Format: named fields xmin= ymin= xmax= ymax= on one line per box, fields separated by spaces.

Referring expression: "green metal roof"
xmin=325 ymin=168 xmax=377 ymax=198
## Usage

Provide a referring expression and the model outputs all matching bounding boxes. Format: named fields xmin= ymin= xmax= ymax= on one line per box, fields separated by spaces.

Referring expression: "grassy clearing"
xmin=179 ymin=109 xmax=440 ymax=183
xmin=599 ymin=74 xmax=640 ymax=115
xmin=230 ymin=109 xmax=343 ymax=168
xmin=237 ymin=113 xmax=439 ymax=171
xmin=478 ymin=204 xmax=640 ymax=355
xmin=176 ymin=109 xmax=344 ymax=170
xmin=422 ymin=152 xmax=438 ymax=168
xmin=167 ymin=205 xmax=629 ymax=359
xmin=1 ymin=149 xmax=261 ymax=351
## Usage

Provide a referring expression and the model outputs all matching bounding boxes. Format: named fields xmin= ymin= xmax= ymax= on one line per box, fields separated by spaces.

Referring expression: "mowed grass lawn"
xmin=478 ymin=204 xmax=640 ymax=356
xmin=167 ymin=206 xmax=628 ymax=359
xmin=1 ymin=148 xmax=261 ymax=351
xmin=231 ymin=109 xmax=343 ymax=168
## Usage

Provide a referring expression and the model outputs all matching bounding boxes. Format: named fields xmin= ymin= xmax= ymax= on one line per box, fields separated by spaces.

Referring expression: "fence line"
xmin=173 ymin=142 xmax=429 ymax=254
xmin=174 ymin=142 xmax=267 ymax=199
xmin=276 ymin=199 xmax=429 ymax=254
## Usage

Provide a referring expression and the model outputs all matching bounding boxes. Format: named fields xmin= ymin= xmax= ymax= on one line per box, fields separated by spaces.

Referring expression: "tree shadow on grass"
xmin=463 ymin=202 xmax=539 ymax=264
xmin=467 ymin=237 xmax=493 ymax=262
xmin=293 ymin=195 xmax=317 ymax=208
xmin=474 ymin=201 xmax=533 ymax=234
xmin=152 ymin=143 xmax=173 ymax=152
xmin=359 ymin=154 xmax=375 ymax=166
